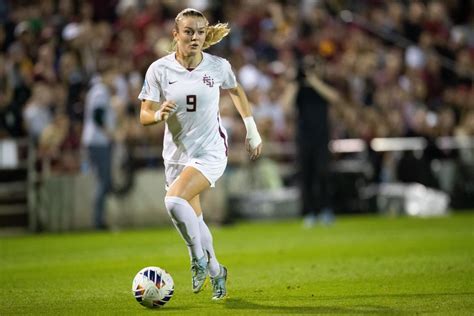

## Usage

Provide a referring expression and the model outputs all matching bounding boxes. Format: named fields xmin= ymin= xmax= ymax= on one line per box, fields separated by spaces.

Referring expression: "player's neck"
xmin=175 ymin=51 xmax=203 ymax=69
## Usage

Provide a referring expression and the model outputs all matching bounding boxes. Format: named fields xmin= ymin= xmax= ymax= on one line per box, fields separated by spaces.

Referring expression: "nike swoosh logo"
xmin=169 ymin=81 xmax=177 ymax=84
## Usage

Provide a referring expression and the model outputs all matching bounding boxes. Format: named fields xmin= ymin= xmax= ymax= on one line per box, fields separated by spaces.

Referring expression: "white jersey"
xmin=138 ymin=52 xmax=237 ymax=164
xmin=82 ymin=77 xmax=115 ymax=147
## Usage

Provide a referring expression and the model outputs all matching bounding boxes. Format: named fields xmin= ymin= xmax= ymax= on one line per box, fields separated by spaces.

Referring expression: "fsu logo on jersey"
xmin=203 ymin=74 xmax=214 ymax=88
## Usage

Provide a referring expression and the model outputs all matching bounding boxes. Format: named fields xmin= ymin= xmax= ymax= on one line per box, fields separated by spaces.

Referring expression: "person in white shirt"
xmin=138 ymin=8 xmax=262 ymax=300
xmin=82 ymin=66 xmax=116 ymax=229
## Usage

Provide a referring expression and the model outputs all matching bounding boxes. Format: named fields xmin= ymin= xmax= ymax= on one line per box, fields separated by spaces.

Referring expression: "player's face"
xmin=174 ymin=17 xmax=207 ymax=57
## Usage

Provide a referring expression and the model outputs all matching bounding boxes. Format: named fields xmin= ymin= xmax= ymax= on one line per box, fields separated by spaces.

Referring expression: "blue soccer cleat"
xmin=191 ymin=255 xmax=208 ymax=293
xmin=211 ymin=265 xmax=227 ymax=300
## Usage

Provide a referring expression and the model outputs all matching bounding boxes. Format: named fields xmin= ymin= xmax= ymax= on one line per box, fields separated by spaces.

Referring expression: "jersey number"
xmin=186 ymin=95 xmax=197 ymax=112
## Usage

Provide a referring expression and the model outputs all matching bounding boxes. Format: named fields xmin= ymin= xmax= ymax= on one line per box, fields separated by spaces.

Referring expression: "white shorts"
xmin=164 ymin=157 xmax=227 ymax=190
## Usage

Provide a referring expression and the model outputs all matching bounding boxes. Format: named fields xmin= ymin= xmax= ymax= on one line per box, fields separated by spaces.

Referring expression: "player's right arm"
xmin=140 ymin=99 xmax=177 ymax=126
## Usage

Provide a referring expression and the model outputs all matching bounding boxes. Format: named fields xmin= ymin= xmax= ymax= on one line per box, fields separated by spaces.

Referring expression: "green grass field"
xmin=1 ymin=213 xmax=473 ymax=315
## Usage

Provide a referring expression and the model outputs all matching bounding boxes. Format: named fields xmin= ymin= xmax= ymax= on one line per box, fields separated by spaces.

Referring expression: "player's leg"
xmin=189 ymin=195 xmax=221 ymax=278
xmin=165 ymin=166 xmax=210 ymax=293
xmin=189 ymin=196 xmax=227 ymax=300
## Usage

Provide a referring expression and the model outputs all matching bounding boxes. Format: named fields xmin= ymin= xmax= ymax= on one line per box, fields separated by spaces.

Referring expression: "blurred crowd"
xmin=0 ymin=0 xmax=473 ymax=173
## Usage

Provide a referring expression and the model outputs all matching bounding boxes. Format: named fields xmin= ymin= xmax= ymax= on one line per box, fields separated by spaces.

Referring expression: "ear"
xmin=172 ymin=28 xmax=178 ymax=41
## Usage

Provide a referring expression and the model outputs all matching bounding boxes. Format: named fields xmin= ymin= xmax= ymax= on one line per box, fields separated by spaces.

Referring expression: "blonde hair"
xmin=172 ymin=8 xmax=230 ymax=51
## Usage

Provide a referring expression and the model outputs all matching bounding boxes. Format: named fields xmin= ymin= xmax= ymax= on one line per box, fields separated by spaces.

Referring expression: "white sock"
xmin=165 ymin=196 xmax=204 ymax=260
xmin=197 ymin=214 xmax=220 ymax=277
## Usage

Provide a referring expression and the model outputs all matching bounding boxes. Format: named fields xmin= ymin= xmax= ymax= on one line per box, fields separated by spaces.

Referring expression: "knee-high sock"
xmin=198 ymin=214 xmax=220 ymax=277
xmin=165 ymin=196 xmax=204 ymax=261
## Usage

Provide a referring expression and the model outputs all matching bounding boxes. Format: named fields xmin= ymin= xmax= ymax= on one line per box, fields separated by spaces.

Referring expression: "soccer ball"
xmin=132 ymin=266 xmax=174 ymax=308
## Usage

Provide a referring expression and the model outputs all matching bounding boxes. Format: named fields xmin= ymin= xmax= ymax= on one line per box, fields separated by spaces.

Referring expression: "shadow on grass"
xmin=225 ymin=297 xmax=398 ymax=314
xmin=141 ymin=306 xmax=190 ymax=312
xmin=318 ymin=292 xmax=474 ymax=301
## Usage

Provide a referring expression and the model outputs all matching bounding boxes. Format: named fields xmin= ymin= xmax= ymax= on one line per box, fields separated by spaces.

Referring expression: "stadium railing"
xmin=0 ymin=138 xmax=30 ymax=229
xmin=1 ymin=135 xmax=472 ymax=230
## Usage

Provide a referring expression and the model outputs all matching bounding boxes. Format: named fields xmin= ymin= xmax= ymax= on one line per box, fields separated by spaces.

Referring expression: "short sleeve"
xmin=138 ymin=63 xmax=162 ymax=102
xmin=220 ymin=59 xmax=238 ymax=89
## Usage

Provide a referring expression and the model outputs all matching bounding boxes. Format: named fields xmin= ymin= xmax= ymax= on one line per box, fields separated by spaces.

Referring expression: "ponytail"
xmin=203 ymin=23 xmax=230 ymax=49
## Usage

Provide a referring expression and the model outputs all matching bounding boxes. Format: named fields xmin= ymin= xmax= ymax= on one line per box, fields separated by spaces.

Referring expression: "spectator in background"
xmin=81 ymin=63 xmax=117 ymax=230
xmin=59 ymin=51 xmax=86 ymax=124
xmin=22 ymin=82 xmax=53 ymax=143
xmin=38 ymin=82 xmax=81 ymax=173
xmin=33 ymin=43 xmax=57 ymax=83
xmin=456 ymin=110 xmax=474 ymax=165
xmin=294 ymin=55 xmax=336 ymax=228
xmin=2 ymin=40 xmax=32 ymax=137
xmin=252 ymin=83 xmax=287 ymax=141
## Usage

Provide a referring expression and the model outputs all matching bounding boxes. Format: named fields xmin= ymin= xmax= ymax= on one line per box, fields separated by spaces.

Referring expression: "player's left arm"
xmin=227 ymin=83 xmax=262 ymax=160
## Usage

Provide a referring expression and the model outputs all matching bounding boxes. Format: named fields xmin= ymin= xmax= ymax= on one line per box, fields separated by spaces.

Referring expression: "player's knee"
xmin=166 ymin=185 xmax=191 ymax=200
xmin=164 ymin=196 xmax=188 ymax=219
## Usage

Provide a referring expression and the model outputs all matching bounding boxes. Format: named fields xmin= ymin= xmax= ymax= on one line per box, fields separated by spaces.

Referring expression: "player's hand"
xmin=243 ymin=116 xmax=262 ymax=160
xmin=245 ymin=138 xmax=262 ymax=161
xmin=157 ymin=100 xmax=177 ymax=121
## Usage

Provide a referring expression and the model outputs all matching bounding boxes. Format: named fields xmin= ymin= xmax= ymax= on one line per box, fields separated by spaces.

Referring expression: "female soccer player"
xmin=138 ymin=8 xmax=262 ymax=300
